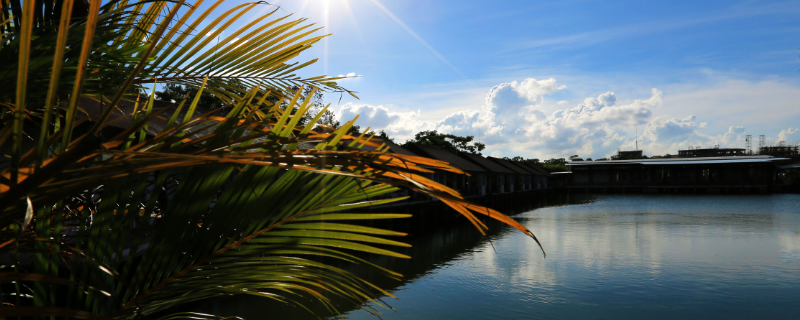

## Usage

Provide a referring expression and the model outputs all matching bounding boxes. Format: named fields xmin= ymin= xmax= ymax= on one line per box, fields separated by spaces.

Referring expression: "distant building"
xmin=567 ymin=155 xmax=789 ymax=193
xmin=759 ymin=145 xmax=799 ymax=157
xmin=678 ymin=147 xmax=746 ymax=158
xmin=611 ymin=150 xmax=643 ymax=160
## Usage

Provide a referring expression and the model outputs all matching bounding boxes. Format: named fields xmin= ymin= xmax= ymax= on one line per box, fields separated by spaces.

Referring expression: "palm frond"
xmin=0 ymin=1 xmax=543 ymax=319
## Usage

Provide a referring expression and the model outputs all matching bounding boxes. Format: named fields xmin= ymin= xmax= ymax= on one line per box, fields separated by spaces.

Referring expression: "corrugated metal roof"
xmin=639 ymin=159 xmax=783 ymax=165
xmin=458 ymin=153 xmax=514 ymax=174
xmin=568 ymin=155 xmax=780 ymax=165
xmin=406 ymin=143 xmax=485 ymax=172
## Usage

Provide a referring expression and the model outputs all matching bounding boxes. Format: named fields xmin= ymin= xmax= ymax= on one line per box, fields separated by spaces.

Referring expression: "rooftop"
xmin=406 ymin=143 xmax=486 ymax=172
xmin=568 ymin=155 xmax=788 ymax=166
xmin=458 ymin=153 xmax=514 ymax=174
xmin=519 ymin=163 xmax=553 ymax=177
xmin=488 ymin=157 xmax=532 ymax=175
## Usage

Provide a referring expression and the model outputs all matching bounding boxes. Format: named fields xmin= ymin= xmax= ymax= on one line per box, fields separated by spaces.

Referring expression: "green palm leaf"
xmin=0 ymin=1 xmax=544 ymax=319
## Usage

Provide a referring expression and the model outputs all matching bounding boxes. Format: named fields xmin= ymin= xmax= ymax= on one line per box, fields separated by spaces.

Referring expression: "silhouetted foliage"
xmin=502 ymin=156 xmax=541 ymax=165
xmin=404 ymin=130 xmax=485 ymax=154
xmin=569 ymin=155 xmax=584 ymax=161
xmin=346 ymin=126 xmax=394 ymax=142
xmin=156 ymin=79 xmax=253 ymax=110
xmin=541 ymin=158 xmax=568 ymax=172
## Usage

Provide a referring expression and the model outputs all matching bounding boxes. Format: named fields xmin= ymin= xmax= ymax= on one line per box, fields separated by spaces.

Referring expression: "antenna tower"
xmin=759 ymin=135 xmax=766 ymax=153
xmin=745 ymin=135 xmax=752 ymax=154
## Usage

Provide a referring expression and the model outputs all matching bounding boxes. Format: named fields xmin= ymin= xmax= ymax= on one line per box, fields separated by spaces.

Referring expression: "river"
xmin=198 ymin=194 xmax=800 ymax=319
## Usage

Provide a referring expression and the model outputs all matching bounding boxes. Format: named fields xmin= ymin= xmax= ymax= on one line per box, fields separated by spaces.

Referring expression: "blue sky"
xmin=214 ymin=0 xmax=800 ymax=159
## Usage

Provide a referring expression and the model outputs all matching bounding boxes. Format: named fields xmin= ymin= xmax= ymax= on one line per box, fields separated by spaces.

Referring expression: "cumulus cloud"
xmin=333 ymin=76 xmax=792 ymax=159
xmin=777 ymin=128 xmax=800 ymax=145
xmin=337 ymin=103 xmax=428 ymax=137
xmin=483 ymin=78 xmax=566 ymax=132
xmin=434 ymin=110 xmax=480 ymax=134
xmin=336 ymin=78 xmax=665 ymax=157
xmin=516 ymin=88 xmax=662 ymax=157
xmin=645 ymin=115 xmax=700 ymax=142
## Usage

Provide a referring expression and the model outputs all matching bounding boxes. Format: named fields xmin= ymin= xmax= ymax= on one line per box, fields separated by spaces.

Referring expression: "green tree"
xmin=155 ymin=79 xmax=257 ymax=109
xmin=503 ymin=156 xmax=541 ymax=165
xmin=541 ymin=158 xmax=568 ymax=172
xmin=404 ymin=130 xmax=485 ymax=154
xmin=316 ymin=109 xmax=341 ymax=128
xmin=0 ymin=1 xmax=541 ymax=319
xmin=569 ymin=155 xmax=584 ymax=161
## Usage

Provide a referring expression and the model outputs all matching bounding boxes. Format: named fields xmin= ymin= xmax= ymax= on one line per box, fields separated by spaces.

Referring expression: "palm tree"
xmin=0 ymin=1 xmax=543 ymax=319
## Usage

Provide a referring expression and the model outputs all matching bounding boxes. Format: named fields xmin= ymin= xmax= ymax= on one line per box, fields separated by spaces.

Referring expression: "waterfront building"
xmin=566 ymin=155 xmax=789 ymax=193
xmin=405 ymin=143 xmax=487 ymax=196
xmin=483 ymin=157 xmax=521 ymax=193
xmin=458 ymin=153 xmax=515 ymax=194
xmin=611 ymin=150 xmax=644 ymax=160
xmin=519 ymin=163 xmax=551 ymax=189
xmin=759 ymin=145 xmax=799 ymax=158
xmin=488 ymin=157 xmax=536 ymax=191
xmin=678 ymin=147 xmax=747 ymax=157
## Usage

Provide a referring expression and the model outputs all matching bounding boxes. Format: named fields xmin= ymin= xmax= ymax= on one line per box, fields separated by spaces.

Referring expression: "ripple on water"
xmin=326 ymin=195 xmax=800 ymax=319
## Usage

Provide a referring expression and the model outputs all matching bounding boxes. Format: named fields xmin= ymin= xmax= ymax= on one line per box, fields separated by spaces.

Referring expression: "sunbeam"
xmin=342 ymin=0 xmax=374 ymax=66
xmin=366 ymin=0 xmax=469 ymax=81
xmin=323 ymin=0 xmax=330 ymax=76
xmin=296 ymin=0 xmax=311 ymax=20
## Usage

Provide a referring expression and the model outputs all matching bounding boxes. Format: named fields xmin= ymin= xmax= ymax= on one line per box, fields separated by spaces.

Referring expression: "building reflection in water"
xmin=185 ymin=194 xmax=800 ymax=320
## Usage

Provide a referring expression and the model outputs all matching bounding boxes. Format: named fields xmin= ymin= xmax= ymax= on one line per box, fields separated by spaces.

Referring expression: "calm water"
xmin=201 ymin=194 xmax=800 ymax=319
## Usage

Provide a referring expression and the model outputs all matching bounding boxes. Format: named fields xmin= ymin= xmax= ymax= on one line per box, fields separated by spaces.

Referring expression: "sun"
xmin=270 ymin=0 xmax=465 ymax=80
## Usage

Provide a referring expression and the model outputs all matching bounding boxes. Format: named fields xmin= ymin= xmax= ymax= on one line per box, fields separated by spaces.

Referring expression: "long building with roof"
xmin=566 ymin=155 xmax=789 ymax=193
xmin=405 ymin=143 xmax=488 ymax=196
xmin=458 ymin=152 xmax=515 ymax=194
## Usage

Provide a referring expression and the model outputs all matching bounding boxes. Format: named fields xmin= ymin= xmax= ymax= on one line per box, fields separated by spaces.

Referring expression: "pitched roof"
xmin=458 ymin=153 xmax=514 ymax=174
xmin=75 ymin=96 xmax=224 ymax=136
xmin=488 ymin=157 xmax=531 ymax=175
xmin=508 ymin=161 xmax=540 ymax=175
xmin=522 ymin=163 xmax=553 ymax=177
xmin=405 ymin=143 xmax=485 ymax=172
xmin=506 ymin=162 xmax=540 ymax=176
xmin=382 ymin=140 xmax=419 ymax=157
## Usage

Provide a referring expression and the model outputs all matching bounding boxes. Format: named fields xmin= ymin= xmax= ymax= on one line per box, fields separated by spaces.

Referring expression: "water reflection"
xmin=196 ymin=194 xmax=800 ymax=319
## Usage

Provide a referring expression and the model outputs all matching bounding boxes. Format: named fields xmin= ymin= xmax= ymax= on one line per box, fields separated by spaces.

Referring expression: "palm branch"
xmin=0 ymin=1 xmax=543 ymax=319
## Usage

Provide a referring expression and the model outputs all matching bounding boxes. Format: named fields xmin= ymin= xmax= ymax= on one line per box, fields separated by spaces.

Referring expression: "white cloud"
xmin=337 ymin=103 xmax=428 ymax=138
xmin=337 ymin=75 xmax=800 ymax=159
xmin=337 ymin=72 xmax=362 ymax=80
xmin=645 ymin=115 xmax=699 ymax=142
xmin=777 ymin=128 xmax=800 ymax=145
